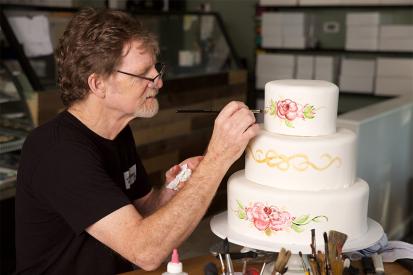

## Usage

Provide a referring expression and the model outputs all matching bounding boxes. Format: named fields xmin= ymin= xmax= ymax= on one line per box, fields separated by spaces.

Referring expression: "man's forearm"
xmin=133 ymin=187 xmax=176 ymax=217
xmin=129 ymin=154 xmax=229 ymax=266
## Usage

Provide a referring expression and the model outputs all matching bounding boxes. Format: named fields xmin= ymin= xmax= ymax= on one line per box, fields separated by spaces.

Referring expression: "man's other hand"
xmin=165 ymin=156 xmax=204 ymax=185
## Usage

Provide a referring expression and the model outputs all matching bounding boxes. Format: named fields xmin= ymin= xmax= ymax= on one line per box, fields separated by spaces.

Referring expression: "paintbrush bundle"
xmin=307 ymin=230 xmax=348 ymax=275
xmin=271 ymin=248 xmax=291 ymax=275
xmin=328 ymin=230 xmax=348 ymax=275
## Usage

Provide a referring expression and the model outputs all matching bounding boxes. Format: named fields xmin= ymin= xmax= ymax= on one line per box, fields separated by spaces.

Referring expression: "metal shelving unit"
xmin=254 ymin=2 xmax=413 ymax=101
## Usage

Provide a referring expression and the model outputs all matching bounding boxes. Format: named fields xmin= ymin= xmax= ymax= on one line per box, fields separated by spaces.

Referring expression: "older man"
xmin=15 ymin=8 xmax=259 ymax=275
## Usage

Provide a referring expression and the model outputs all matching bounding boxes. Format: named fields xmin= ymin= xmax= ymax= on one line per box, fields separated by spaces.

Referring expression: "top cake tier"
xmin=264 ymin=80 xmax=339 ymax=137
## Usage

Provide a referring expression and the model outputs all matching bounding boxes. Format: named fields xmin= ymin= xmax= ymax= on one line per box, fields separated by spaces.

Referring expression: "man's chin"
xmin=134 ymin=106 xmax=159 ymax=118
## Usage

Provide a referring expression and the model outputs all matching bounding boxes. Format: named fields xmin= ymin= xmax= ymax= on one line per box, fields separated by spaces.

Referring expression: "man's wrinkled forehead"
xmin=121 ymin=39 xmax=156 ymax=61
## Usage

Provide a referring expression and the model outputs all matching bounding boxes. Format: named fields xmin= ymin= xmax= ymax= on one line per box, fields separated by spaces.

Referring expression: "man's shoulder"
xmin=24 ymin=111 xmax=96 ymax=156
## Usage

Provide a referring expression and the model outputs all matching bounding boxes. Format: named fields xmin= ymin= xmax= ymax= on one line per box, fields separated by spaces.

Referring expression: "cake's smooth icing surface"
xmin=245 ymin=127 xmax=357 ymax=190
xmin=227 ymin=170 xmax=369 ymax=246
xmin=264 ymin=79 xmax=338 ymax=136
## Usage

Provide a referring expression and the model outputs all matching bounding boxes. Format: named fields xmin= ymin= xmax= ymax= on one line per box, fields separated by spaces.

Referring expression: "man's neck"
xmin=68 ymin=98 xmax=132 ymax=140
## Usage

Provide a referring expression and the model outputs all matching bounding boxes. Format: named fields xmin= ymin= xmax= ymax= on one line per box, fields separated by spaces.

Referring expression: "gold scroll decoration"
xmin=247 ymin=147 xmax=342 ymax=172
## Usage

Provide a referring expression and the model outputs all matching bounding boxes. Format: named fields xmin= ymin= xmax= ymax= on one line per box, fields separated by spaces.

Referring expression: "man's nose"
xmin=148 ymin=77 xmax=163 ymax=89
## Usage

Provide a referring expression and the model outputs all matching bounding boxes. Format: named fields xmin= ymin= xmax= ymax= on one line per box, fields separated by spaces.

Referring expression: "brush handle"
xmin=176 ymin=109 xmax=262 ymax=114
xmin=361 ymin=257 xmax=375 ymax=275
xmin=214 ymin=251 xmax=257 ymax=260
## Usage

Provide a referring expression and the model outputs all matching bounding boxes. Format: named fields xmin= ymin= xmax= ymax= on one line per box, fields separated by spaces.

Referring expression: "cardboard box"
xmin=315 ymin=72 xmax=335 ymax=83
xmin=262 ymin=27 xmax=283 ymax=38
xmin=297 ymin=56 xmax=314 ymax=79
xmin=377 ymin=58 xmax=413 ymax=77
xmin=339 ymin=75 xmax=374 ymax=93
xmin=296 ymin=72 xmax=313 ymax=79
xmin=260 ymin=0 xmax=298 ymax=5
xmin=379 ymin=38 xmax=413 ymax=51
xmin=281 ymin=12 xmax=306 ymax=25
xmin=375 ymin=77 xmax=413 ymax=96
xmin=346 ymin=26 xmax=379 ymax=38
xmin=345 ymin=38 xmax=378 ymax=50
xmin=297 ymin=55 xmax=314 ymax=67
xmin=299 ymin=0 xmax=341 ymax=5
xmin=315 ymin=56 xmax=335 ymax=67
xmin=380 ymin=0 xmax=413 ymax=4
xmin=283 ymin=24 xmax=308 ymax=37
xmin=283 ymin=36 xmax=307 ymax=48
xmin=339 ymin=0 xmax=380 ymax=4
xmin=256 ymin=74 xmax=295 ymax=89
xmin=262 ymin=36 xmax=283 ymax=48
xmin=256 ymin=54 xmax=295 ymax=68
xmin=262 ymin=13 xmax=283 ymax=26
xmin=346 ymin=13 xmax=380 ymax=26
xmin=341 ymin=59 xmax=376 ymax=77
xmin=380 ymin=25 xmax=413 ymax=38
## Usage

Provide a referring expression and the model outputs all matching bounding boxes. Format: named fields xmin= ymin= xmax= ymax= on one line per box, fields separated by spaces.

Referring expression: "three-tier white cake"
xmin=227 ymin=79 xmax=369 ymax=247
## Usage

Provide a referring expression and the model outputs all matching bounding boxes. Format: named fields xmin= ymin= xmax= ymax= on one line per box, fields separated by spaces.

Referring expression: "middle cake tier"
xmin=245 ymin=127 xmax=356 ymax=190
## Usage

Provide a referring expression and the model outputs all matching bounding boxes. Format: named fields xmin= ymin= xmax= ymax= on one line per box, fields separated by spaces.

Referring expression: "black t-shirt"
xmin=15 ymin=111 xmax=152 ymax=275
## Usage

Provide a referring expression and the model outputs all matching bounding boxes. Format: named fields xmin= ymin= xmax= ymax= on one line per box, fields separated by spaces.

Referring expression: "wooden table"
xmin=120 ymin=254 xmax=411 ymax=275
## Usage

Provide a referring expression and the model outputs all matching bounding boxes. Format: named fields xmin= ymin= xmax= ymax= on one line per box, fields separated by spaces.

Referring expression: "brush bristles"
xmin=328 ymin=230 xmax=348 ymax=255
xmin=274 ymin=248 xmax=291 ymax=274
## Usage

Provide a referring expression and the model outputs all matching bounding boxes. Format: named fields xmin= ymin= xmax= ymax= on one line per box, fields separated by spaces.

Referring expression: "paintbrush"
xmin=328 ymin=230 xmax=348 ymax=258
xmin=309 ymin=256 xmax=320 ymax=275
xmin=342 ymin=258 xmax=351 ymax=275
xmin=323 ymin=232 xmax=331 ymax=274
xmin=272 ymin=248 xmax=291 ymax=275
xmin=299 ymin=251 xmax=310 ymax=275
xmin=176 ymin=109 xmax=263 ymax=114
xmin=310 ymin=229 xmax=322 ymax=274
xmin=259 ymin=262 xmax=267 ymax=275
xmin=317 ymin=251 xmax=326 ymax=275
xmin=217 ymin=253 xmax=225 ymax=275
xmin=311 ymin=229 xmax=317 ymax=257
xmin=330 ymin=258 xmax=344 ymax=275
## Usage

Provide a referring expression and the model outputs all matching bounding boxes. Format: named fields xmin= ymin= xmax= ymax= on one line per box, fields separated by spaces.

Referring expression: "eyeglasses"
xmin=116 ymin=62 xmax=166 ymax=85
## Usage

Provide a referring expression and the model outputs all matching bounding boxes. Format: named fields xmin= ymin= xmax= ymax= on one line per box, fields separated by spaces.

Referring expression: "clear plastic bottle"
xmin=162 ymin=248 xmax=188 ymax=275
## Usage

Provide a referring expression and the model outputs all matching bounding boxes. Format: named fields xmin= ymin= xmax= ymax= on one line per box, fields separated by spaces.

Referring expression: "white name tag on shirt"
xmin=123 ymin=164 xmax=137 ymax=190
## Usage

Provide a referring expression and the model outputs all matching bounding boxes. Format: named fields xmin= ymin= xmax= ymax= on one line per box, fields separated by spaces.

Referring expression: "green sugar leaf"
xmin=312 ymin=215 xmax=328 ymax=223
xmin=293 ymin=215 xmax=310 ymax=225
xmin=291 ymin=223 xmax=304 ymax=233
xmin=285 ymin=120 xmax=294 ymax=128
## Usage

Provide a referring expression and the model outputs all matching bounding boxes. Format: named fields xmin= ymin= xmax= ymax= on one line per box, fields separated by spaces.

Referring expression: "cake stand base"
xmin=210 ymin=211 xmax=384 ymax=254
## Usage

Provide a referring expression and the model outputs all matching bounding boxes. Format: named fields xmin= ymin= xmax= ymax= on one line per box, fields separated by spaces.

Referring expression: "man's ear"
xmin=88 ymin=73 xmax=106 ymax=99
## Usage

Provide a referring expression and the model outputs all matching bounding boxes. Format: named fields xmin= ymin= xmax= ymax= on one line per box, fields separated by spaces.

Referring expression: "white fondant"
xmin=227 ymin=170 xmax=369 ymax=247
xmin=245 ymin=127 xmax=357 ymax=190
xmin=264 ymin=80 xmax=338 ymax=136
xmin=211 ymin=212 xmax=384 ymax=254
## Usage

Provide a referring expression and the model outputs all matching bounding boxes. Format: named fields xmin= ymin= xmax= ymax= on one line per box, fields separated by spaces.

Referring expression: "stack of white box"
xmin=380 ymin=0 xmax=413 ymax=4
xmin=296 ymin=55 xmax=314 ymax=79
xmin=259 ymin=0 xmax=298 ymax=5
xmin=339 ymin=59 xmax=376 ymax=93
xmin=299 ymin=0 xmax=381 ymax=4
xmin=261 ymin=12 xmax=309 ymax=49
xmin=376 ymin=58 xmax=413 ymax=96
xmin=282 ymin=12 xmax=309 ymax=49
xmin=299 ymin=0 xmax=341 ymax=5
xmin=346 ymin=13 xmax=380 ymax=50
xmin=379 ymin=25 xmax=413 ymax=52
xmin=255 ymin=53 xmax=295 ymax=89
xmin=261 ymin=13 xmax=283 ymax=48
xmin=314 ymin=56 xmax=337 ymax=83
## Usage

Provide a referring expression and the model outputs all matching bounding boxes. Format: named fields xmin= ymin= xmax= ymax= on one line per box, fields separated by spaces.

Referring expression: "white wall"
xmin=339 ymin=95 xmax=413 ymax=239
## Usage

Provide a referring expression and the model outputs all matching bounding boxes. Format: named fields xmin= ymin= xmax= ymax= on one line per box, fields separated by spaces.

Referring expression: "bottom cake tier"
xmin=227 ymin=170 xmax=369 ymax=247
